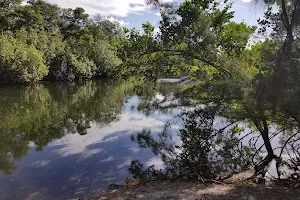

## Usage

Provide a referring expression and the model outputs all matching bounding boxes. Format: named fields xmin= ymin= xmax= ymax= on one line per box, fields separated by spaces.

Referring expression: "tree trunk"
xmin=261 ymin=119 xmax=274 ymax=158
xmin=254 ymin=119 xmax=276 ymax=176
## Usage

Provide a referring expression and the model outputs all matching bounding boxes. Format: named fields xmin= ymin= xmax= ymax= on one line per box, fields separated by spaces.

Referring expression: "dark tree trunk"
xmin=254 ymin=119 xmax=277 ymax=176
xmin=261 ymin=119 xmax=274 ymax=159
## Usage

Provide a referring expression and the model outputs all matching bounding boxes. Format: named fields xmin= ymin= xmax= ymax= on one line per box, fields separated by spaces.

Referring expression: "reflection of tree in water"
xmin=132 ymin=105 xmax=254 ymax=180
xmin=121 ymin=0 xmax=300 ymax=186
xmin=276 ymin=132 xmax=300 ymax=182
xmin=131 ymin=92 xmax=300 ymax=184
xmin=134 ymin=82 xmax=178 ymax=101
xmin=0 ymin=80 xmax=134 ymax=174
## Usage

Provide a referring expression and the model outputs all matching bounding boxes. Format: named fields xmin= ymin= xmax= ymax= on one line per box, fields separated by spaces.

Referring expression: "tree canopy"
xmin=0 ymin=0 xmax=122 ymax=83
xmin=124 ymin=0 xmax=300 ymax=183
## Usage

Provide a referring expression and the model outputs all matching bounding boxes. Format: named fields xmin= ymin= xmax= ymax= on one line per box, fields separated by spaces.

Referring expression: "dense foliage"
xmin=0 ymin=0 xmax=121 ymax=83
xmin=124 ymin=0 xmax=300 ymax=183
xmin=2 ymin=0 xmax=300 ymax=185
xmin=0 ymin=34 xmax=47 ymax=83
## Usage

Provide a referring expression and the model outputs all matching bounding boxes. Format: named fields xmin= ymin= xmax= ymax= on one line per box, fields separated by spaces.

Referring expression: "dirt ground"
xmin=90 ymin=171 xmax=300 ymax=200
xmin=94 ymin=181 xmax=300 ymax=200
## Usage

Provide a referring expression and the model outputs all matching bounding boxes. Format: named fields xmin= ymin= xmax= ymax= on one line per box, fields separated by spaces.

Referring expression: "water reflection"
xmin=0 ymin=80 xmax=179 ymax=200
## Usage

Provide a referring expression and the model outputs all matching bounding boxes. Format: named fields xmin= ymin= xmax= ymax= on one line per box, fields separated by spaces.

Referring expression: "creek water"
xmin=0 ymin=80 xmax=179 ymax=200
xmin=0 ymin=80 xmax=297 ymax=200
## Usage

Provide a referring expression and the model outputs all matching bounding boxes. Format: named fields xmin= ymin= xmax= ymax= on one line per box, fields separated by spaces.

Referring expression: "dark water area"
xmin=0 ymin=80 xmax=179 ymax=200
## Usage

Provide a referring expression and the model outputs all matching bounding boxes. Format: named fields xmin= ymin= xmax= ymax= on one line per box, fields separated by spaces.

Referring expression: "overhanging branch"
xmin=138 ymin=49 xmax=232 ymax=77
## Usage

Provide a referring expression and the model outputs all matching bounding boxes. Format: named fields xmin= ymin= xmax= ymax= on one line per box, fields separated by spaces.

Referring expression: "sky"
xmin=43 ymin=0 xmax=267 ymax=30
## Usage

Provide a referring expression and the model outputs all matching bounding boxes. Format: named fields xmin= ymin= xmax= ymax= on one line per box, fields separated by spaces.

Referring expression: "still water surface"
xmin=0 ymin=80 xmax=178 ymax=200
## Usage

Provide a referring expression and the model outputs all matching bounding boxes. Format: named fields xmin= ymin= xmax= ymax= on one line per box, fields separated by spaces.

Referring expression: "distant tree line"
xmin=0 ymin=0 xmax=123 ymax=83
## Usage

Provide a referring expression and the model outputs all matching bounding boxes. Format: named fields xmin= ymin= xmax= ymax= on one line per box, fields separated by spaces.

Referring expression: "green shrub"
xmin=0 ymin=34 xmax=48 ymax=83
xmin=46 ymin=52 xmax=96 ymax=81
xmin=67 ymin=34 xmax=121 ymax=77
xmin=15 ymin=28 xmax=66 ymax=65
xmin=91 ymin=39 xmax=121 ymax=76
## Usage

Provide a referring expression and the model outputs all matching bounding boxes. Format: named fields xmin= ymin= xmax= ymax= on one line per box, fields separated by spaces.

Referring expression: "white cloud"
xmin=28 ymin=141 xmax=36 ymax=148
xmin=32 ymin=160 xmax=50 ymax=167
xmin=49 ymin=112 xmax=166 ymax=158
xmin=128 ymin=146 xmax=140 ymax=153
xmin=154 ymin=27 xmax=160 ymax=35
xmin=82 ymin=148 xmax=103 ymax=158
xmin=100 ymin=135 xmax=120 ymax=143
xmin=232 ymin=4 xmax=245 ymax=8
xmin=154 ymin=12 xmax=161 ymax=16
xmin=241 ymin=0 xmax=252 ymax=2
xmin=117 ymin=158 xmax=132 ymax=169
xmin=108 ymin=16 xmax=129 ymax=26
xmin=99 ymin=156 xmax=115 ymax=163
xmin=146 ymin=156 xmax=165 ymax=170
xmin=45 ymin=0 xmax=175 ymax=17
